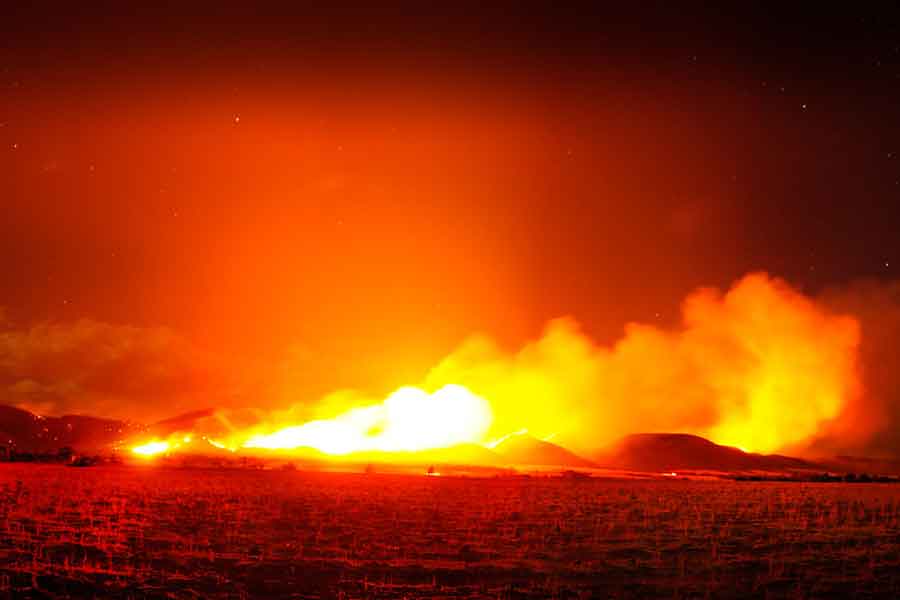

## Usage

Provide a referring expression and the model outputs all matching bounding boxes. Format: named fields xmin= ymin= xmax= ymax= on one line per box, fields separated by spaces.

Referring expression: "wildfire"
xmin=485 ymin=428 xmax=529 ymax=449
xmin=207 ymin=438 xmax=234 ymax=452
xmin=131 ymin=440 xmax=170 ymax=456
xmin=125 ymin=274 xmax=864 ymax=463
xmin=130 ymin=435 xmax=195 ymax=457
xmin=418 ymin=273 xmax=861 ymax=456
xmin=243 ymin=384 xmax=493 ymax=455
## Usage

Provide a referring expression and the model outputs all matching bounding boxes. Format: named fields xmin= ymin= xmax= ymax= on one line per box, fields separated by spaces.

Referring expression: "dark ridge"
xmin=0 ymin=404 xmax=139 ymax=452
xmin=595 ymin=433 xmax=819 ymax=473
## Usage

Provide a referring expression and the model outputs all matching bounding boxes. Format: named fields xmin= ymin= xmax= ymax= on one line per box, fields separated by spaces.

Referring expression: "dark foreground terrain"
xmin=2 ymin=465 xmax=900 ymax=599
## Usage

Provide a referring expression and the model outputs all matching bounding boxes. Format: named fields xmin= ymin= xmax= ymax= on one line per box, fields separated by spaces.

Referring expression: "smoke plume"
xmin=423 ymin=272 xmax=861 ymax=456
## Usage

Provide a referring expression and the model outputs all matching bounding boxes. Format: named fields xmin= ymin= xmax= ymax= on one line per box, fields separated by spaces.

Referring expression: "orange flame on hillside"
xmin=127 ymin=274 xmax=863 ymax=462
xmin=131 ymin=435 xmax=197 ymax=458
xmin=243 ymin=385 xmax=492 ymax=454
xmin=131 ymin=440 xmax=170 ymax=457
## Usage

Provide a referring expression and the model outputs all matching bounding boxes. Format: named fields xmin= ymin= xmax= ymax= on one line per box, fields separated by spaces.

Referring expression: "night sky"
xmin=2 ymin=4 xmax=900 ymax=422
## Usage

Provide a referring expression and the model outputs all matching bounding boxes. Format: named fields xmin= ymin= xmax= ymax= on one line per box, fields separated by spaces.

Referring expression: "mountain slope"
xmin=596 ymin=433 xmax=817 ymax=473
xmin=0 ymin=404 xmax=139 ymax=452
xmin=493 ymin=433 xmax=596 ymax=468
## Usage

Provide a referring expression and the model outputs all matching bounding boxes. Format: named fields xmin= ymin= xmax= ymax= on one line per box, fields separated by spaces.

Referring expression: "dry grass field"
xmin=2 ymin=464 xmax=900 ymax=599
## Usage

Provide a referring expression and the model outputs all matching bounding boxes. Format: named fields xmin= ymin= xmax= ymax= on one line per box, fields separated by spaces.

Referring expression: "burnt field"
xmin=2 ymin=466 xmax=900 ymax=599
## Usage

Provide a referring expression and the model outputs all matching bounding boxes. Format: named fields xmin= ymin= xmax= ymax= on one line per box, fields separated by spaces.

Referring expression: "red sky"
xmin=2 ymin=5 xmax=900 ymax=432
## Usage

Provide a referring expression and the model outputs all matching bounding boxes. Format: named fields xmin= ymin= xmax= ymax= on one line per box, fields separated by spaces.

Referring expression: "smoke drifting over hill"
xmin=423 ymin=273 xmax=860 ymax=456
xmin=0 ymin=319 xmax=213 ymax=421
xmin=9 ymin=273 xmax=900 ymax=459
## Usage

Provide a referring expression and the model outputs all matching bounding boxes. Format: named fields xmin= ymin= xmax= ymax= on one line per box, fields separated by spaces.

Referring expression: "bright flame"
xmin=124 ymin=274 xmax=865 ymax=463
xmin=130 ymin=434 xmax=204 ymax=457
xmin=486 ymin=428 xmax=528 ymax=449
xmin=207 ymin=438 xmax=235 ymax=452
xmin=131 ymin=440 xmax=169 ymax=456
xmin=243 ymin=384 xmax=492 ymax=455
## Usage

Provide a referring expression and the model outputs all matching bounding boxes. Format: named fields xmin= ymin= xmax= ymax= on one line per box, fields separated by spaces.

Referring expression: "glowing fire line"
xmin=127 ymin=274 xmax=863 ymax=461
xmin=242 ymin=384 xmax=492 ymax=455
xmin=131 ymin=435 xmax=193 ymax=457
xmin=131 ymin=440 xmax=170 ymax=456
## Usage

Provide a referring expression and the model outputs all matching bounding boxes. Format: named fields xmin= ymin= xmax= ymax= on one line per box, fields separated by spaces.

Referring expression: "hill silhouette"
xmin=0 ymin=404 xmax=140 ymax=452
xmin=595 ymin=433 xmax=817 ymax=472
xmin=492 ymin=433 xmax=596 ymax=468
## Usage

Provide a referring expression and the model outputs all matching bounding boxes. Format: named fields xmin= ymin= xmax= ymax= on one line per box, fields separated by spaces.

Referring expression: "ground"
xmin=1 ymin=465 xmax=900 ymax=599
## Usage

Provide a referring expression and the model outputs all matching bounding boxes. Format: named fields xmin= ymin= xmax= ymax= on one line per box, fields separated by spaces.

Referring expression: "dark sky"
xmin=2 ymin=3 xmax=900 ymax=420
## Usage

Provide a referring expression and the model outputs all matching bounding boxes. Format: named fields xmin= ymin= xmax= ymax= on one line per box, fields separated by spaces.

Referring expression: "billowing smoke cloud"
xmin=0 ymin=317 xmax=214 ymax=421
xmin=422 ymin=273 xmax=861 ymax=456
